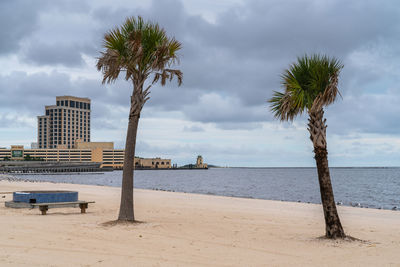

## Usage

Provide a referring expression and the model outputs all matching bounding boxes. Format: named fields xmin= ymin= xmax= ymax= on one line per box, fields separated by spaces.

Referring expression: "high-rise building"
xmin=37 ymin=96 xmax=91 ymax=149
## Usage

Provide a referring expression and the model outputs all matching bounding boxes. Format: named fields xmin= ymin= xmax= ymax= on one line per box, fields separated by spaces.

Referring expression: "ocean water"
xmin=10 ymin=167 xmax=400 ymax=210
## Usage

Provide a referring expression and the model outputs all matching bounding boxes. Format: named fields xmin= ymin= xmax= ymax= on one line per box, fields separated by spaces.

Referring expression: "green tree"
xmin=97 ymin=16 xmax=182 ymax=221
xmin=269 ymin=54 xmax=345 ymax=239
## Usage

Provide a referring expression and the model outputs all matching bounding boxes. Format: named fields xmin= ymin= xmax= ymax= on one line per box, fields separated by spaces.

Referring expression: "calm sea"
xmin=10 ymin=167 xmax=400 ymax=210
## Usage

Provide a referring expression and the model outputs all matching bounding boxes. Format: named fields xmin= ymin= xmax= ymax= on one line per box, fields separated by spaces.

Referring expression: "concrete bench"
xmin=31 ymin=201 xmax=95 ymax=215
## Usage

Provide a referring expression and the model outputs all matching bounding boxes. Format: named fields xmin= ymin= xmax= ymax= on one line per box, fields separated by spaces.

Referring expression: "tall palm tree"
xmin=269 ymin=54 xmax=345 ymax=239
xmin=97 ymin=16 xmax=182 ymax=221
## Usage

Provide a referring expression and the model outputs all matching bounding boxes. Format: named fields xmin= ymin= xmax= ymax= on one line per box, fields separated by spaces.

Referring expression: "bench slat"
xmin=30 ymin=201 xmax=95 ymax=215
xmin=31 ymin=201 xmax=95 ymax=206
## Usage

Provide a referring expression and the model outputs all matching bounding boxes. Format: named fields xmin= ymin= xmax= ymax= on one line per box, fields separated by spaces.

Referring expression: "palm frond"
xmin=152 ymin=69 xmax=183 ymax=86
xmin=97 ymin=16 xmax=182 ymax=87
xmin=268 ymin=54 xmax=343 ymax=120
xmin=96 ymin=49 xmax=123 ymax=84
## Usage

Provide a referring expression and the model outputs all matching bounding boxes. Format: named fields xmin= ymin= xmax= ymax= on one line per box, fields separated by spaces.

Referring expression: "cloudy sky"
xmin=1 ymin=0 xmax=399 ymax=167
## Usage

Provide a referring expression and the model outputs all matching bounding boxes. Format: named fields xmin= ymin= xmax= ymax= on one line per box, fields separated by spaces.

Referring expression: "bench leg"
xmin=79 ymin=203 xmax=88 ymax=213
xmin=39 ymin=206 xmax=48 ymax=215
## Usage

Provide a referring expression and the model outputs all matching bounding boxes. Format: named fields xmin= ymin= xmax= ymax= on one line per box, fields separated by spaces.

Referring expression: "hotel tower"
xmin=37 ymin=96 xmax=91 ymax=149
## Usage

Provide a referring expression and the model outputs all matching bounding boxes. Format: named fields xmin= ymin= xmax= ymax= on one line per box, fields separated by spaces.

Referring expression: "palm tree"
xmin=97 ymin=16 xmax=182 ymax=221
xmin=269 ymin=54 xmax=345 ymax=239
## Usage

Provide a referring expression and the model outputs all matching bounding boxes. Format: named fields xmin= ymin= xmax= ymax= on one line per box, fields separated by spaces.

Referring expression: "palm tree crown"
xmin=97 ymin=16 xmax=182 ymax=87
xmin=269 ymin=54 xmax=343 ymax=121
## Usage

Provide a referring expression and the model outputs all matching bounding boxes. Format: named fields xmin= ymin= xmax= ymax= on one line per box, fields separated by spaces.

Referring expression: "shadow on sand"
xmin=100 ymin=220 xmax=145 ymax=227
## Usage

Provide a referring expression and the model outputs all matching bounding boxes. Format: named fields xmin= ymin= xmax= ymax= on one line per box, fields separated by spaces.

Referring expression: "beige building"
xmin=38 ymin=96 xmax=91 ymax=149
xmin=196 ymin=155 xmax=208 ymax=169
xmin=3 ymin=96 xmax=172 ymax=169
xmin=0 ymin=142 xmax=171 ymax=169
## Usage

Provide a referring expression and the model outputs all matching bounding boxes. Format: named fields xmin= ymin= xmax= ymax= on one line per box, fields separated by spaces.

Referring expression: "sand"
xmin=0 ymin=178 xmax=400 ymax=266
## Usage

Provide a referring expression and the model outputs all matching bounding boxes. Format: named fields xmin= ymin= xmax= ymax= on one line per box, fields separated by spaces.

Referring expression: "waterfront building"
xmin=0 ymin=141 xmax=171 ymax=169
xmin=37 ymin=96 xmax=91 ymax=149
xmin=4 ymin=96 xmax=171 ymax=169
xmin=196 ymin=155 xmax=208 ymax=169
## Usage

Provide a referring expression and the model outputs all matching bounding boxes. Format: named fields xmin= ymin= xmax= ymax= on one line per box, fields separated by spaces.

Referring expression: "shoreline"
xmin=1 ymin=173 xmax=397 ymax=212
xmin=1 ymin=179 xmax=400 ymax=266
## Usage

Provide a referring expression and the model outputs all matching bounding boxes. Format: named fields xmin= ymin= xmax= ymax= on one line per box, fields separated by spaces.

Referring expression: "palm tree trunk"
xmin=308 ymin=109 xmax=345 ymax=239
xmin=118 ymin=81 xmax=145 ymax=221
xmin=118 ymin=113 xmax=139 ymax=221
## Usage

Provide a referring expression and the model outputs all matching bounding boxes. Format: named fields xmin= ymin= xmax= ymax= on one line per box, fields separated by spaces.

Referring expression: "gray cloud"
xmin=0 ymin=72 xmax=71 ymax=112
xmin=126 ymin=0 xmax=400 ymax=129
xmin=0 ymin=0 xmax=400 ymax=138
xmin=0 ymin=0 xmax=41 ymax=54
xmin=327 ymin=90 xmax=400 ymax=135
xmin=23 ymin=42 xmax=87 ymax=66
xmin=181 ymin=92 xmax=269 ymax=124
xmin=17 ymin=0 xmax=100 ymax=67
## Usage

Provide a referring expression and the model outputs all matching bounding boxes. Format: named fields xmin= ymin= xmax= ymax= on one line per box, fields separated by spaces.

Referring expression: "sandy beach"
xmin=1 ymin=178 xmax=400 ymax=266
